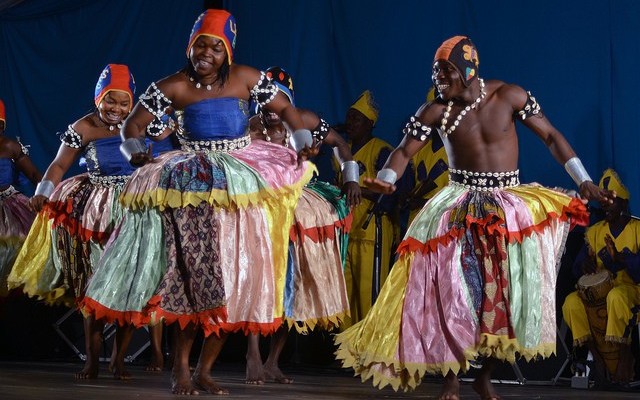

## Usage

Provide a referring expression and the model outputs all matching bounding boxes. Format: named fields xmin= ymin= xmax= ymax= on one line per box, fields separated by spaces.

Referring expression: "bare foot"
xmin=264 ymin=362 xmax=293 ymax=384
xmin=171 ymin=369 xmax=199 ymax=396
xmin=192 ymin=370 xmax=229 ymax=395
xmin=75 ymin=364 xmax=98 ymax=380
xmin=245 ymin=356 xmax=265 ymax=385
xmin=438 ymin=372 xmax=460 ymax=400
xmin=113 ymin=366 xmax=133 ymax=381
xmin=472 ymin=377 xmax=501 ymax=400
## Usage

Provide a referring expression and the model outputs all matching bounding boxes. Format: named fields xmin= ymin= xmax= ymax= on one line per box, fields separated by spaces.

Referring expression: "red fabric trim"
xmin=397 ymin=198 xmax=588 ymax=256
xmin=44 ymin=201 xmax=110 ymax=243
xmin=289 ymin=213 xmax=353 ymax=244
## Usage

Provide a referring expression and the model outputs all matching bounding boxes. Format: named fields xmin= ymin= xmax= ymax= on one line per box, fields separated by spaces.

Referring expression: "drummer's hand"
xmin=604 ymin=234 xmax=618 ymax=258
xmin=363 ymin=177 xmax=396 ymax=195
xmin=579 ymin=181 xmax=615 ymax=204
xmin=582 ymin=258 xmax=597 ymax=275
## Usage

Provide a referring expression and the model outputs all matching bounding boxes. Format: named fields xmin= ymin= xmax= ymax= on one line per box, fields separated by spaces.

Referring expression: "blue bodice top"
xmin=0 ymin=158 xmax=16 ymax=186
xmin=182 ymin=98 xmax=250 ymax=141
xmin=83 ymin=136 xmax=136 ymax=177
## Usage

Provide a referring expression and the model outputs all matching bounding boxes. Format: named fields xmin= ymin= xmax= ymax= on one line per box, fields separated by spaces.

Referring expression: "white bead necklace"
xmin=262 ymin=124 xmax=291 ymax=147
xmin=189 ymin=76 xmax=213 ymax=91
xmin=440 ymin=78 xmax=485 ymax=138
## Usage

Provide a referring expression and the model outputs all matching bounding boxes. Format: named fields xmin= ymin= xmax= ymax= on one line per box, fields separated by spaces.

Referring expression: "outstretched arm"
xmin=508 ymin=85 xmax=615 ymax=203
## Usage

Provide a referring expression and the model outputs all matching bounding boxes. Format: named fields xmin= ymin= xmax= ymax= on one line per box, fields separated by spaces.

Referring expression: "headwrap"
xmin=186 ymin=9 xmax=237 ymax=65
xmin=350 ymin=90 xmax=379 ymax=125
xmin=599 ymin=168 xmax=630 ymax=200
xmin=265 ymin=66 xmax=294 ymax=105
xmin=94 ymin=64 xmax=136 ymax=111
xmin=434 ymin=35 xmax=479 ymax=86
xmin=0 ymin=99 xmax=5 ymax=127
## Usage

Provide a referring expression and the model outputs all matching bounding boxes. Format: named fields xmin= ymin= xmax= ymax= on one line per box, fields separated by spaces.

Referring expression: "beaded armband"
xmin=311 ymin=118 xmax=330 ymax=141
xmin=140 ymin=82 xmax=173 ymax=119
xmin=403 ymin=116 xmax=432 ymax=141
xmin=16 ymin=137 xmax=30 ymax=156
xmin=146 ymin=113 xmax=176 ymax=137
xmin=60 ymin=125 xmax=83 ymax=148
xmin=516 ymin=91 xmax=542 ymax=120
xmin=250 ymin=72 xmax=278 ymax=108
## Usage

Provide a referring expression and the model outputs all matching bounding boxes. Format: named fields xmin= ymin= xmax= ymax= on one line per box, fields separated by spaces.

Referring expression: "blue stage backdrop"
xmin=1 ymin=0 xmax=638 ymax=213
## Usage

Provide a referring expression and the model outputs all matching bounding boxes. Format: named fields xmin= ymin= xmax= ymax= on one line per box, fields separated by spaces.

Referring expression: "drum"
xmin=577 ymin=270 xmax=614 ymax=306
xmin=577 ymin=270 xmax=618 ymax=377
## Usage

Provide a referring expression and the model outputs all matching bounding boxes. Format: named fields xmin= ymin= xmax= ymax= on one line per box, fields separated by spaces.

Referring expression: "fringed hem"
xmin=121 ymin=164 xmax=317 ymax=212
xmin=334 ymin=332 xmax=557 ymax=392
xmin=79 ymin=296 xmax=152 ymax=327
xmin=573 ymin=334 xmax=592 ymax=347
xmin=605 ymin=334 xmax=631 ymax=345
xmin=284 ymin=310 xmax=349 ymax=334
xmin=397 ymin=196 xmax=588 ymax=256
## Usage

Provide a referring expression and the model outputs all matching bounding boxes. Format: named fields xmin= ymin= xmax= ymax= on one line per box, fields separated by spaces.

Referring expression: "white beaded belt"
xmin=0 ymin=185 xmax=18 ymax=200
xmin=89 ymin=173 xmax=130 ymax=188
xmin=179 ymin=134 xmax=251 ymax=153
xmin=449 ymin=168 xmax=520 ymax=191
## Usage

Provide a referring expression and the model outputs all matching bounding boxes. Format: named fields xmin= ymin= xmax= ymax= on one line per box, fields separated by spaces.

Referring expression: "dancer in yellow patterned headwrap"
xmin=335 ymin=90 xmax=399 ymax=328
xmin=562 ymin=168 xmax=640 ymax=386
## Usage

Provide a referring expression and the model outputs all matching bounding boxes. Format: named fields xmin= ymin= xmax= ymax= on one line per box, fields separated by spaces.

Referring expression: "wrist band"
xmin=35 ymin=180 xmax=55 ymax=198
xmin=120 ymin=138 xmax=147 ymax=161
xmin=341 ymin=161 xmax=359 ymax=183
xmin=564 ymin=157 xmax=592 ymax=186
xmin=289 ymin=129 xmax=313 ymax=153
xmin=377 ymin=168 xmax=397 ymax=184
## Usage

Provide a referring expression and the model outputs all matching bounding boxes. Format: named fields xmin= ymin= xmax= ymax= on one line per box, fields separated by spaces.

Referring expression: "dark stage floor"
xmin=1 ymin=360 xmax=639 ymax=400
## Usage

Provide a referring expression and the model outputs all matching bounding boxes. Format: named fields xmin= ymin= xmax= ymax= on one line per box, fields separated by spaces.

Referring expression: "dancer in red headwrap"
xmin=8 ymin=64 xmax=143 ymax=380
xmin=80 ymin=9 xmax=316 ymax=395
xmin=334 ymin=36 xmax=615 ymax=400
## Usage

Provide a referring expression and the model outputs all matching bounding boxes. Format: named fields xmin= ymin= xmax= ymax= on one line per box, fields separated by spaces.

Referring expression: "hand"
xmin=297 ymin=144 xmax=320 ymax=166
xmin=29 ymin=195 xmax=49 ymax=212
xmin=363 ymin=177 xmax=397 ymax=195
xmin=579 ymin=181 xmax=615 ymax=204
xmin=129 ymin=144 xmax=154 ymax=167
xmin=341 ymin=181 xmax=362 ymax=207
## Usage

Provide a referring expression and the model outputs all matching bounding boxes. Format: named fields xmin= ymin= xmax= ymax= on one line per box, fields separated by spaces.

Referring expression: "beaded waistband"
xmin=449 ymin=168 xmax=520 ymax=191
xmin=0 ymin=185 xmax=18 ymax=200
xmin=178 ymin=134 xmax=251 ymax=153
xmin=89 ymin=173 xmax=130 ymax=188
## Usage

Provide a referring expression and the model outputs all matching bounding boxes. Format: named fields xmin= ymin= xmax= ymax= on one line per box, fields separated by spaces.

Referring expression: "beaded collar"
xmin=440 ymin=78 xmax=485 ymax=138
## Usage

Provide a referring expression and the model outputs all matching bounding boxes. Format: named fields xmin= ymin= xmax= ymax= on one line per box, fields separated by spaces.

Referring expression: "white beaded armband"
xmin=289 ymin=129 xmax=313 ymax=153
xmin=564 ymin=157 xmax=592 ymax=186
xmin=120 ymin=138 xmax=147 ymax=162
xmin=341 ymin=161 xmax=359 ymax=183
xmin=35 ymin=180 xmax=55 ymax=198
xmin=376 ymin=168 xmax=397 ymax=184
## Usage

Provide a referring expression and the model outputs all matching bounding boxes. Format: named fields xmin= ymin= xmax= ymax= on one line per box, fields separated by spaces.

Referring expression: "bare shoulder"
xmin=155 ymin=71 xmax=188 ymax=98
xmin=491 ymin=80 xmax=528 ymax=108
xmin=231 ymin=64 xmax=262 ymax=88
xmin=1 ymin=136 xmax=22 ymax=158
xmin=414 ymin=100 xmax=446 ymax=126
xmin=248 ymin=114 xmax=262 ymax=133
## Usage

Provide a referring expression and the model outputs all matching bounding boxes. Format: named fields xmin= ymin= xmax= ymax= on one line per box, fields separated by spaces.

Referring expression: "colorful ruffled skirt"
xmin=8 ymin=174 xmax=127 ymax=306
xmin=81 ymin=140 xmax=315 ymax=337
xmin=335 ymin=181 xmax=588 ymax=391
xmin=284 ymin=180 xmax=352 ymax=332
xmin=0 ymin=186 xmax=36 ymax=296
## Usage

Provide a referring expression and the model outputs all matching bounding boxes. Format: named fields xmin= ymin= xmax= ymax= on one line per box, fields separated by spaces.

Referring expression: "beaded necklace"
xmin=262 ymin=119 xmax=290 ymax=147
xmin=440 ymin=78 xmax=485 ymax=138
xmin=96 ymin=112 xmax=122 ymax=132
